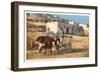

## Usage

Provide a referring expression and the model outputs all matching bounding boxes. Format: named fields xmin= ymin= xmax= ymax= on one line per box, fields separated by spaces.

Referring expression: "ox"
xmin=33 ymin=36 xmax=62 ymax=55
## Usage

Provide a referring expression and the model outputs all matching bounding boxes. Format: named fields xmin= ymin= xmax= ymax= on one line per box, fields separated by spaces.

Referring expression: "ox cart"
xmin=58 ymin=35 xmax=73 ymax=52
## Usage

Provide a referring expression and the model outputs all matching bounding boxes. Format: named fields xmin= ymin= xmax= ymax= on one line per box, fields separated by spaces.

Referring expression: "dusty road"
xmin=26 ymin=36 xmax=89 ymax=60
xmin=26 ymin=48 xmax=88 ymax=60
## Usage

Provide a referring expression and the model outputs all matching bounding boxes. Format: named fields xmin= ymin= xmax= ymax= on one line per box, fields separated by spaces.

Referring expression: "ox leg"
xmin=56 ymin=46 xmax=60 ymax=54
xmin=38 ymin=44 xmax=43 ymax=53
xmin=44 ymin=48 xmax=47 ymax=55
xmin=49 ymin=48 xmax=52 ymax=55
xmin=39 ymin=47 xmax=42 ymax=53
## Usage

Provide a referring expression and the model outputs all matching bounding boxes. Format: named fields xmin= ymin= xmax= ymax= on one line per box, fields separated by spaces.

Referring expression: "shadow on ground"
xmin=52 ymin=48 xmax=88 ymax=55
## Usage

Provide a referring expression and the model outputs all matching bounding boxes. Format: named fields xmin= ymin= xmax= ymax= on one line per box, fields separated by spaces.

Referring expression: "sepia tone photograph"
xmin=26 ymin=12 xmax=89 ymax=60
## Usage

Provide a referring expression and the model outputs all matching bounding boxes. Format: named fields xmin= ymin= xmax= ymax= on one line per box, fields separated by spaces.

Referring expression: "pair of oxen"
xmin=32 ymin=36 xmax=63 ymax=55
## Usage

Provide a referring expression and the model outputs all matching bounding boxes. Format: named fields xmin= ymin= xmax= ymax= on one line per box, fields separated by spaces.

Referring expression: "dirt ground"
xmin=26 ymin=33 xmax=89 ymax=60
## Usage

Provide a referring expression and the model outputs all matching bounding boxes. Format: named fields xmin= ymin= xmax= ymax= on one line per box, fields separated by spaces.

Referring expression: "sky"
xmin=54 ymin=14 xmax=89 ymax=24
